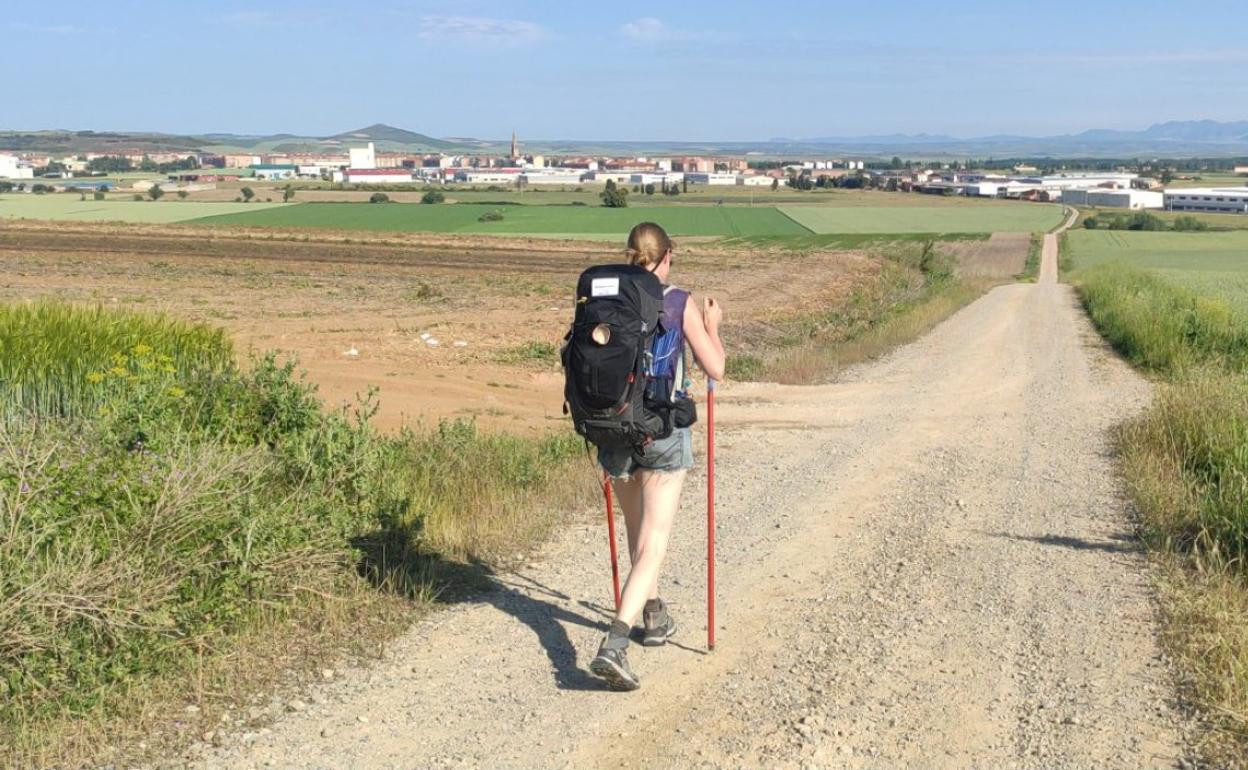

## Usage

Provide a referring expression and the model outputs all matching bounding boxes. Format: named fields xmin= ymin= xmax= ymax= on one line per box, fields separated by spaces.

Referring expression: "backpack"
xmin=562 ymin=264 xmax=668 ymax=449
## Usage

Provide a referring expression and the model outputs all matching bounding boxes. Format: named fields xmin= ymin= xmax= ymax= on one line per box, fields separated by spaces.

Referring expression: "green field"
xmin=0 ymin=195 xmax=288 ymax=224
xmin=1067 ymin=229 xmax=1248 ymax=313
xmin=189 ymin=202 xmax=813 ymax=238
xmin=780 ymin=203 xmax=1064 ymax=234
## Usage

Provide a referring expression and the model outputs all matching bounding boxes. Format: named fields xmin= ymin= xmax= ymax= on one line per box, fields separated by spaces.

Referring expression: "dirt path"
xmin=184 ymin=238 xmax=1188 ymax=769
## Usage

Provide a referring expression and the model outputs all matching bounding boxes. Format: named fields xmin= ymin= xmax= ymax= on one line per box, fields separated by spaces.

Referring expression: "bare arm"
xmin=683 ymin=294 xmax=725 ymax=381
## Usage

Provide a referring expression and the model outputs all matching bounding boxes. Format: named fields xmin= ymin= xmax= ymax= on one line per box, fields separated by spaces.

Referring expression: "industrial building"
xmin=1164 ymin=188 xmax=1248 ymax=214
xmin=1062 ymin=189 xmax=1164 ymax=209
xmin=252 ymin=164 xmax=297 ymax=180
xmin=343 ymin=168 xmax=413 ymax=184
xmin=0 ymin=154 xmax=34 ymax=179
xmin=522 ymin=170 xmax=586 ymax=185
xmin=684 ymin=172 xmax=738 ymax=186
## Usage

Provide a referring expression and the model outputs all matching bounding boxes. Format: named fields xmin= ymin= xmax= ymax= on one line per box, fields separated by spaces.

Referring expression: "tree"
xmin=771 ymin=178 xmax=779 ymax=191
xmin=664 ymin=184 xmax=680 ymax=197
xmin=1160 ymin=169 xmax=1175 ymax=185
xmin=369 ymin=192 xmax=390 ymax=203
xmin=177 ymin=189 xmax=189 ymax=200
xmin=643 ymin=183 xmax=655 ymax=196
xmin=283 ymin=185 xmax=295 ymax=203
xmin=421 ymin=189 xmax=445 ymax=204
xmin=148 ymin=184 xmax=164 ymax=201
xmin=93 ymin=190 xmax=106 ymax=201
xmin=1083 ymin=216 xmax=1099 ymax=229
xmin=600 ymin=179 xmax=629 ymax=208
xmin=241 ymin=186 xmax=255 ymax=202
xmin=0 ymin=181 xmax=13 ymax=193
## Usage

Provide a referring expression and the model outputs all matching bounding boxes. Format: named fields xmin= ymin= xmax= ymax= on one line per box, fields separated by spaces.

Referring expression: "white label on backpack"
xmin=591 ymin=277 xmax=620 ymax=297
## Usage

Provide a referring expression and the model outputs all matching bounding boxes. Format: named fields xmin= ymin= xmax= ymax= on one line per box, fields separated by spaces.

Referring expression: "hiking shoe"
xmin=642 ymin=599 xmax=677 ymax=646
xmin=589 ymin=635 xmax=640 ymax=691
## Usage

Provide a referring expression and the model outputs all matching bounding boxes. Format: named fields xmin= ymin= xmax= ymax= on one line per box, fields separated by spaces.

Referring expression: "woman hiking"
xmin=589 ymin=222 xmax=725 ymax=691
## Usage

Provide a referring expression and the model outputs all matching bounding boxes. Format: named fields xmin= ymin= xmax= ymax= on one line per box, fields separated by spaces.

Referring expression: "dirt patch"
xmin=943 ymin=232 xmax=1032 ymax=277
xmin=0 ymin=221 xmax=882 ymax=433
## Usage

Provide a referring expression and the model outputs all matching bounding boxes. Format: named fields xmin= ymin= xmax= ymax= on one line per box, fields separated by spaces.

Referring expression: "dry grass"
xmin=767 ymin=277 xmax=992 ymax=384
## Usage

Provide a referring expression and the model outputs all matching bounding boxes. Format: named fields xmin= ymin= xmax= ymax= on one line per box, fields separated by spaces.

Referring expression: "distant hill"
xmin=324 ymin=123 xmax=456 ymax=151
xmin=4 ymin=120 xmax=1248 ymax=158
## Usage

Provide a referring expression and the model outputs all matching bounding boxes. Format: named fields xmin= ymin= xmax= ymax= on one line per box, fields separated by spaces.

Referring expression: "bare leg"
xmin=614 ymin=468 xmax=687 ymax=627
xmin=615 ymin=476 xmax=659 ymax=603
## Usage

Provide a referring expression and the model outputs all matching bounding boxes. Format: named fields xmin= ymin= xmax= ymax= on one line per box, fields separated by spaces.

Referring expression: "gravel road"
xmin=180 ymin=235 xmax=1189 ymax=769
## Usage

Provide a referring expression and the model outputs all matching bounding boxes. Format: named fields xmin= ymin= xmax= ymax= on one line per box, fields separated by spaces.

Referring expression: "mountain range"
xmin=3 ymin=120 xmax=1248 ymax=158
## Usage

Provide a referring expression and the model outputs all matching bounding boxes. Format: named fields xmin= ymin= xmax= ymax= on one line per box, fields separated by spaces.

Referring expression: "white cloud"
xmin=621 ymin=17 xmax=668 ymax=42
xmin=419 ymin=15 xmax=546 ymax=45
xmin=9 ymin=21 xmax=83 ymax=35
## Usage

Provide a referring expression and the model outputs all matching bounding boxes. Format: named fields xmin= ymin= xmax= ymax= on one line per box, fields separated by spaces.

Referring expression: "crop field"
xmin=779 ymin=203 xmax=1064 ymax=234
xmin=1067 ymin=229 xmax=1248 ymax=312
xmin=189 ymin=202 xmax=813 ymax=237
xmin=0 ymin=195 xmax=287 ymax=223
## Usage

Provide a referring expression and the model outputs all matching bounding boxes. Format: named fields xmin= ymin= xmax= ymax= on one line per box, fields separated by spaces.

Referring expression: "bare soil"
xmin=0 ymin=221 xmax=878 ymax=433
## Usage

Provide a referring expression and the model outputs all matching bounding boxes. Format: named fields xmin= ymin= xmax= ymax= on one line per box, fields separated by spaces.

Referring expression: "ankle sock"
xmin=644 ymin=598 xmax=662 ymax=613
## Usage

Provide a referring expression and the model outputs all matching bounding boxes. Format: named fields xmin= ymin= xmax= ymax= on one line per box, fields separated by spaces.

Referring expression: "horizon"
xmin=8 ymin=0 xmax=1248 ymax=142
xmin=4 ymin=117 xmax=1243 ymax=145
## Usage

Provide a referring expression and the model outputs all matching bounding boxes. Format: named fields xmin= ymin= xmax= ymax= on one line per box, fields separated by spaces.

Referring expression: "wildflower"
xmin=168 ymin=386 xmax=186 ymax=399
xmin=111 ymin=352 xmax=128 ymax=367
xmin=133 ymin=343 xmax=153 ymax=356
xmin=109 ymin=366 xmax=128 ymax=378
xmin=86 ymin=371 xmax=105 ymax=384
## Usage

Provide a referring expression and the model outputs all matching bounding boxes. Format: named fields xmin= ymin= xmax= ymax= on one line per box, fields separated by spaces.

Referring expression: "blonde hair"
xmin=625 ymin=222 xmax=673 ymax=270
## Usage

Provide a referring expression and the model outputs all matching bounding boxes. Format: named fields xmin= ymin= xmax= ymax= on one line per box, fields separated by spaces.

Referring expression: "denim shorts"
xmin=598 ymin=427 xmax=695 ymax=480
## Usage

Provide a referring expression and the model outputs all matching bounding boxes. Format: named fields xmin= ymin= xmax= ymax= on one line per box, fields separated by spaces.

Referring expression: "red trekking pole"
xmin=603 ymin=473 xmax=622 ymax=611
xmin=707 ymin=378 xmax=717 ymax=651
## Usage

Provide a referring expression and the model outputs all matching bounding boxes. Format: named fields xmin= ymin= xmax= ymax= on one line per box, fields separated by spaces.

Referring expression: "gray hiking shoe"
xmin=589 ymin=634 xmax=640 ymax=691
xmin=642 ymin=599 xmax=677 ymax=646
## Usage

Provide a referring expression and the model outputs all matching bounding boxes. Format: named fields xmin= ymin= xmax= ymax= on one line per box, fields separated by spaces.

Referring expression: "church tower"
xmin=510 ymin=130 xmax=519 ymax=161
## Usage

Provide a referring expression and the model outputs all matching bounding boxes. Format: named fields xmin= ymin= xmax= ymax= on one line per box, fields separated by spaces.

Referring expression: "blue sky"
xmin=6 ymin=0 xmax=1248 ymax=141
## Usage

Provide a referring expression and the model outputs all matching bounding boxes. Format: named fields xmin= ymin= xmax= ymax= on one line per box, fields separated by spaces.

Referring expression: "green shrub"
xmin=1083 ymin=215 xmax=1099 ymax=229
xmin=421 ymin=190 xmax=445 ymax=204
xmin=369 ymin=192 xmax=390 ymax=204
xmin=477 ymin=210 xmax=504 ymax=222
xmin=1173 ymin=215 xmax=1210 ymax=232
xmin=0 ymin=302 xmax=588 ymax=764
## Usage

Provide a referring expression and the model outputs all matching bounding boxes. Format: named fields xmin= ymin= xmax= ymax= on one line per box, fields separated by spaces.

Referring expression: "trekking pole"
xmin=603 ymin=473 xmax=622 ymax=611
xmin=707 ymin=378 xmax=717 ymax=651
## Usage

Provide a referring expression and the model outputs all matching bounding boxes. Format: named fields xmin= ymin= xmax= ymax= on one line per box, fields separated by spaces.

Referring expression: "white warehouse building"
xmin=0 ymin=154 xmax=34 ymax=179
xmin=1164 ymin=188 xmax=1248 ymax=214
xmin=684 ymin=172 xmax=738 ymax=186
xmin=344 ymin=168 xmax=413 ymax=184
xmin=1062 ymin=188 xmax=1164 ymax=209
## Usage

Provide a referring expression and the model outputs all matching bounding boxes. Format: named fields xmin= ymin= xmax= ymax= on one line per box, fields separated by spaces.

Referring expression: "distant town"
xmin=2 ymin=131 xmax=1247 ymax=214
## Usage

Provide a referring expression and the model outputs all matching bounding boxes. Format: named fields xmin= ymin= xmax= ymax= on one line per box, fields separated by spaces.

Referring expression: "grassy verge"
xmin=726 ymin=240 xmax=994 ymax=384
xmin=1073 ymin=263 xmax=1248 ymax=767
xmin=1018 ymin=233 xmax=1043 ymax=282
xmin=0 ymin=302 xmax=592 ymax=769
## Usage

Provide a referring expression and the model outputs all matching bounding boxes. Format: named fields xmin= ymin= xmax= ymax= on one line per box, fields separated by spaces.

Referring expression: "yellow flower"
xmin=133 ymin=343 xmax=153 ymax=357
xmin=109 ymin=366 xmax=128 ymax=377
xmin=86 ymin=372 xmax=105 ymax=384
xmin=111 ymin=353 xmax=128 ymax=366
xmin=162 ymin=364 xmax=176 ymax=374
xmin=168 ymin=386 xmax=186 ymax=399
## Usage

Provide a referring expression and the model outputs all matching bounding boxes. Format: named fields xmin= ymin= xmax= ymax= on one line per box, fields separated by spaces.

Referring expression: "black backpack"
xmin=562 ymin=264 xmax=669 ymax=449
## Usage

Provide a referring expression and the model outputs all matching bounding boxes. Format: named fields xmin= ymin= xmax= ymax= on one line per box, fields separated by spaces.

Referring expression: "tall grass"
xmin=1077 ymin=262 xmax=1248 ymax=374
xmin=730 ymin=240 xmax=984 ymax=384
xmin=0 ymin=302 xmax=590 ymax=768
xmin=0 ymin=302 xmax=233 ymax=424
xmin=1075 ymin=263 xmax=1248 ymax=764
